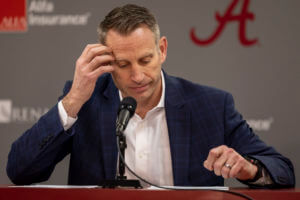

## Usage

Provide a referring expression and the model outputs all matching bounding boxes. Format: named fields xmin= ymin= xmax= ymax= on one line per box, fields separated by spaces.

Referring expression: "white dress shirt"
xmin=119 ymin=72 xmax=174 ymax=186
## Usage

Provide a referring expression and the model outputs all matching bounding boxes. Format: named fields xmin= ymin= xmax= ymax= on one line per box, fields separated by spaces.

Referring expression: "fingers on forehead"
xmin=82 ymin=44 xmax=112 ymax=56
xmin=82 ymin=44 xmax=100 ymax=54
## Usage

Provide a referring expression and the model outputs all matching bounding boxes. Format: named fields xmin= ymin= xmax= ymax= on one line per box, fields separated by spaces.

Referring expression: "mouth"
xmin=130 ymin=84 xmax=149 ymax=93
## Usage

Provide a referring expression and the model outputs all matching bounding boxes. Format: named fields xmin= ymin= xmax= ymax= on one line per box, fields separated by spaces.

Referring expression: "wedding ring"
xmin=224 ymin=163 xmax=232 ymax=169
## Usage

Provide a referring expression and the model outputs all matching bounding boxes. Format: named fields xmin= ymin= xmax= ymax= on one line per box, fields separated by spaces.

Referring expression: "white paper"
xmin=148 ymin=186 xmax=229 ymax=191
xmin=10 ymin=185 xmax=229 ymax=191
xmin=9 ymin=185 xmax=99 ymax=189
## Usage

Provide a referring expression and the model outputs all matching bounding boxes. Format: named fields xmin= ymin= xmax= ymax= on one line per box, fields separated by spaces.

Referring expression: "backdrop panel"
xmin=0 ymin=0 xmax=299 ymax=186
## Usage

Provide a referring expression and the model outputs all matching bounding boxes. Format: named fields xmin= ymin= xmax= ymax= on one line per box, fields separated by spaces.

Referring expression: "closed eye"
xmin=139 ymin=54 xmax=153 ymax=65
xmin=140 ymin=60 xmax=151 ymax=65
xmin=116 ymin=61 xmax=129 ymax=68
xmin=118 ymin=64 xmax=128 ymax=68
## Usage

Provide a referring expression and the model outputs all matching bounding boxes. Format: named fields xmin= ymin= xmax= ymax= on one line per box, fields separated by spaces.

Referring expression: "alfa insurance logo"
xmin=0 ymin=99 xmax=48 ymax=124
xmin=0 ymin=0 xmax=27 ymax=32
xmin=0 ymin=0 xmax=91 ymax=33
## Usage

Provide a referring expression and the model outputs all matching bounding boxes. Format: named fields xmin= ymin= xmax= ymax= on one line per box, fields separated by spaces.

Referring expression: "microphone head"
xmin=118 ymin=96 xmax=137 ymax=117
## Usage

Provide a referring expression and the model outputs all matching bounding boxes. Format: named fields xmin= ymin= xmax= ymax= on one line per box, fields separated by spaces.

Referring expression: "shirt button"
xmin=139 ymin=153 xmax=143 ymax=159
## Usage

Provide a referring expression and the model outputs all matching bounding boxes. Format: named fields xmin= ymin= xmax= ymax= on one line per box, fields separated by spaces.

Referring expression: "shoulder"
xmin=164 ymin=73 xmax=231 ymax=104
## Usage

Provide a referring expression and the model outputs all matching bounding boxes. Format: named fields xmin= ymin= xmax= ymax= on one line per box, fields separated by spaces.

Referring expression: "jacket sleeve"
xmin=223 ymin=93 xmax=295 ymax=188
xmin=6 ymin=81 xmax=75 ymax=185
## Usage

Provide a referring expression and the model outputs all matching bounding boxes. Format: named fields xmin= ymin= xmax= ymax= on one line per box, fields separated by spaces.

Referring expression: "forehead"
xmin=105 ymin=26 xmax=156 ymax=57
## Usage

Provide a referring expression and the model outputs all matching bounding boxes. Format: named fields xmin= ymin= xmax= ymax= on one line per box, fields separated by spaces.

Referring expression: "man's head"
xmin=97 ymin=4 xmax=167 ymax=114
xmin=98 ymin=4 xmax=160 ymax=45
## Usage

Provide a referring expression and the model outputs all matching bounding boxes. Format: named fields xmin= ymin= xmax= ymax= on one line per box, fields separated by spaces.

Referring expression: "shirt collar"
xmin=118 ymin=70 xmax=165 ymax=109
xmin=156 ymin=70 xmax=165 ymax=108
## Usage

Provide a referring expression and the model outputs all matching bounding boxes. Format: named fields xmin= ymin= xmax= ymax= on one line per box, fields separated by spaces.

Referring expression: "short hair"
xmin=98 ymin=4 xmax=160 ymax=45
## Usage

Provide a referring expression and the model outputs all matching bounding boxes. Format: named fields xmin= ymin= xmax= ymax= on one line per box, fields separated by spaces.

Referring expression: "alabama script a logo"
xmin=190 ymin=0 xmax=258 ymax=47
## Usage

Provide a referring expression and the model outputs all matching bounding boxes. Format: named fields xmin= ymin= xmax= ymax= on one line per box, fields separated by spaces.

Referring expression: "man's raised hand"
xmin=62 ymin=44 xmax=115 ymax=117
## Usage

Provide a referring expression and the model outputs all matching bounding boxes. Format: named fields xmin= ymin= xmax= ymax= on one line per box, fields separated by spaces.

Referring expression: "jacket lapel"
xmin=98 ymin=76 xmax=120 ymax=180
xmin=164 ymin=73 xmax=191 ymax=186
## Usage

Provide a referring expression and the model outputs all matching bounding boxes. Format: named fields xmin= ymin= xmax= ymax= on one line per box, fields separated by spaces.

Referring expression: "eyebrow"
xmin=141 ymin=53 xmax=153 ymax=59
xmin=115 ymin=53 xmax=153 ymax=63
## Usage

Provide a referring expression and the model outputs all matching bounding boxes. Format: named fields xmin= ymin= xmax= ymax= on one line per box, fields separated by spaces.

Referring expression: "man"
xmin=7 ymin=4 xmax=295 ymax=187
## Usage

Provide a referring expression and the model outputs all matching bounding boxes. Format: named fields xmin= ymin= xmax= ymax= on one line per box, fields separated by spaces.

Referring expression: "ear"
xmin=159 ymin=36 xmax=168 ymax=63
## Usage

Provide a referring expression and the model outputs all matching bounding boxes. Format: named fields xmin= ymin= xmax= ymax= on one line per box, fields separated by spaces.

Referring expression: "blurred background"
xmin=0 ymin=0 xmax=299 ymax=187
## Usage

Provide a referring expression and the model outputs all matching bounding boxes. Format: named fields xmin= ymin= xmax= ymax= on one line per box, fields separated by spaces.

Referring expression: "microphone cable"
xmin=116 ymin=137 xmax=254 ymax=200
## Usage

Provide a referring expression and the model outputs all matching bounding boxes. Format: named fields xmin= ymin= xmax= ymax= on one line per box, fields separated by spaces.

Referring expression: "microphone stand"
xmin=117 ymin=130 xmax=127 ymax=180
xmin=101 ymin=129 xmax=142 ymax=188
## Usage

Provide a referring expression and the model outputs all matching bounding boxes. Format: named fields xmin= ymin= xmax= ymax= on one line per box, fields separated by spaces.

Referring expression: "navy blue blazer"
xmin=7 ymin=72 xmax=295 ymax=187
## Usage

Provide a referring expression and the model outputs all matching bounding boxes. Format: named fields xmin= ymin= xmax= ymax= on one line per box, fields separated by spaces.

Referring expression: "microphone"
xmin=104 ymin=96 xmax=141 ymax=188
xmin=116 ymin=96 xmax=137 ymax=133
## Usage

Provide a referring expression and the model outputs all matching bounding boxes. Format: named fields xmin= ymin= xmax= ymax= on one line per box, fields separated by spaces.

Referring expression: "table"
xmin=0 ymin=186 xmax=299 ymax=200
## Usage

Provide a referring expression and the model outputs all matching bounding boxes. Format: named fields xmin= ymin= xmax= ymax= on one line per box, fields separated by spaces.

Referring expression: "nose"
xmin=131 ymin=64 xmax=144 ymax=84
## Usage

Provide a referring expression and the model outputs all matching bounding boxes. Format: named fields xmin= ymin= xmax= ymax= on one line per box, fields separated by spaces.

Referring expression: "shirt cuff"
xmin=58 ymin=100 xmax=77 ymax=130
xmin=248 ymin=167 xmax=273 ymax=186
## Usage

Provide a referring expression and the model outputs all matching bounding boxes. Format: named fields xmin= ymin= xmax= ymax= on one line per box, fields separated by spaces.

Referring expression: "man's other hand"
xmin=203 ymin=145 xmax=258 ymax=180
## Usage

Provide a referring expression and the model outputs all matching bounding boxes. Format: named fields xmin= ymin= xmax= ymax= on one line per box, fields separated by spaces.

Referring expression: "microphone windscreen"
xmin=118 ymin=96 xmax=137 ymax=117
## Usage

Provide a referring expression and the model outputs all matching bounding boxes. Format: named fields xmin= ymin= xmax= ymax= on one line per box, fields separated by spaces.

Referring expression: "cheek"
xmin=147 ymin=61 xmax=162 ymax=76
xmin=111 ymin=69 xmax=129 ymax=85
xmin=151 ymin=57 xmax=162 ymax=71
xmin=111 ymin=71 xmax=118 ymax=81
xmin=111 ymin=71 xmax=122 ymax=87
xmin=111 ymin=68 xmax=125 ymax=80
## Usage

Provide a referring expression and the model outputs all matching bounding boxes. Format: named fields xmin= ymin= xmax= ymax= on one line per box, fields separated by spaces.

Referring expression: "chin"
xmin=132 ymin=94 xmax=149 ymax=103
xmin=123 ymin=90 xmax=151 ymax=103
